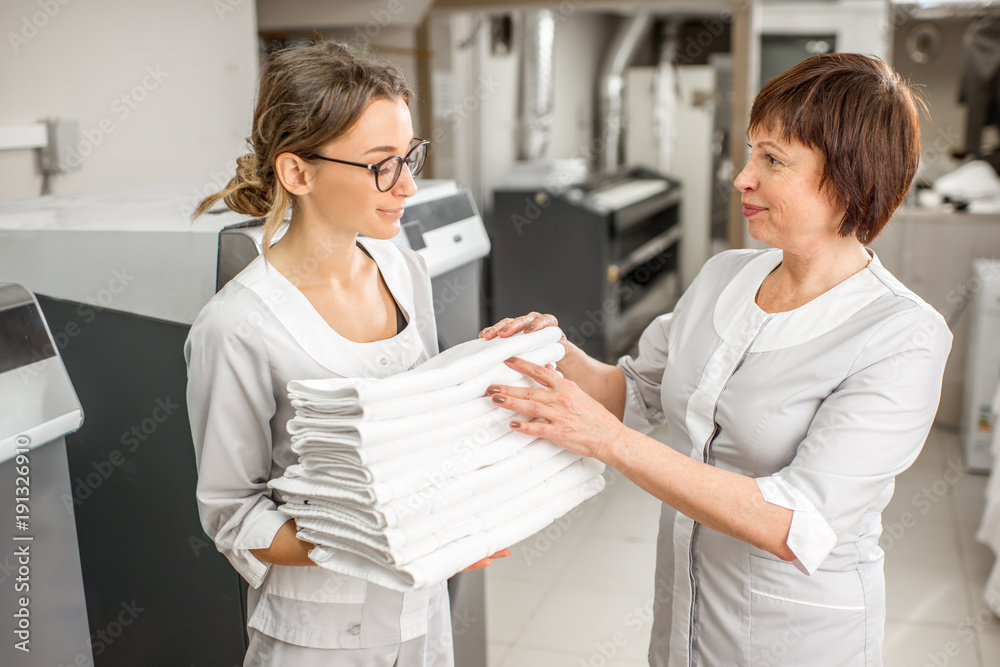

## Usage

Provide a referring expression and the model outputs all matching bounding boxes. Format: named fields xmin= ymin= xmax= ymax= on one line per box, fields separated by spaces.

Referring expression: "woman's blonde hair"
xmin=193 ymin=41 xmax=412 ymax=255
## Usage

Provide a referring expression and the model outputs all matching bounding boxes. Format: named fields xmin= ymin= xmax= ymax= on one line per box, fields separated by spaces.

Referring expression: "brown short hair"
xmin=193 ymin=41 xmax=412 ymax=255
xmin=749 ymin=53 xmax=924 ymax=245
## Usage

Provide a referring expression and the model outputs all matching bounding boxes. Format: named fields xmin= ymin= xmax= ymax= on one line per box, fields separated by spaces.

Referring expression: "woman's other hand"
xmin=487 ymin=357 xmax=626 ymax=463
xmin=461 ymin=548 xmax=512 ymax=571
xmin=479 ymin=312 xmax=559 ymax=339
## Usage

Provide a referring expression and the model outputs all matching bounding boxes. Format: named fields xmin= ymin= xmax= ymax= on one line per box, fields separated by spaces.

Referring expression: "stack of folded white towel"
xmin=268 ymin=327 xmax=607 ymax=591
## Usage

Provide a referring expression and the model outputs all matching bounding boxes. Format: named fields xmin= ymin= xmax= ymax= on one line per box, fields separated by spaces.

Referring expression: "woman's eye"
xmin=766 ymin=154 xmax=781 ymax=167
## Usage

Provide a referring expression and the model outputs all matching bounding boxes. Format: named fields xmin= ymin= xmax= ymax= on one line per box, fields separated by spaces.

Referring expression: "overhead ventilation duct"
xmin=598 ymin=12 xmax=652 ymax=173
xmin=516 ymin=10 xmax=556 ymax=161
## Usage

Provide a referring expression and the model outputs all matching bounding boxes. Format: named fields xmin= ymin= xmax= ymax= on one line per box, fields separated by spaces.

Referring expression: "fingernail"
xmin=510 ymin=421 xmax=521 ymax=428
xmin=492 ymin=395 xmax=506 ymax=404
xmin=486 ymin=386 xmax=500 ymax=394
xmin=504 ymin=357 xmax=515 ymax=365
xmin=500 ymin=325 xmax=509 ymax=332
xmin=524 ymin=324 xmax=534 ymax=331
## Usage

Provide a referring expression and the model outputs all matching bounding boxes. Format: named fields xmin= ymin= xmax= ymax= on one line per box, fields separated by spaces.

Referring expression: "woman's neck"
xmin=778 ymin=240 xmax=870 ymax=293
xmin=757 ymin=239 xmax=870 ymax=312
xmin=267 ymin=212 xmax=367 ymax=289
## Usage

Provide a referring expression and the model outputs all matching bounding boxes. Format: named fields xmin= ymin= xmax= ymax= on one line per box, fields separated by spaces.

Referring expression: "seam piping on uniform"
xmin=749 ymin=588 xmax=865 ymax=611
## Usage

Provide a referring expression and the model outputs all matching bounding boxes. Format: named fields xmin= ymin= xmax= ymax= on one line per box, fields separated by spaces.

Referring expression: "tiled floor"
xmin=484 ymin=425 xmax=1000 ymax=666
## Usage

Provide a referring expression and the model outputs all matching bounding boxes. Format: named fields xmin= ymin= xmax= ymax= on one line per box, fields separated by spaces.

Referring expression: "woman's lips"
xmin=377 ymin=208 xmax=405 ymax=220
xmin=742 ymin=203 xmax=767 ymax=217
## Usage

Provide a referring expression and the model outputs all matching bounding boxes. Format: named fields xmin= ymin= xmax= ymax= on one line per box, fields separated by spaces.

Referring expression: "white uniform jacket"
xmin=618 ymin=248 xmax=952 ymax=667
xmin=184 ymin=237 xmax=451 ymax=652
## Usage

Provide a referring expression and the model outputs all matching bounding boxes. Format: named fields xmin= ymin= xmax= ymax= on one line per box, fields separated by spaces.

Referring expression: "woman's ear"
xmin=274 ymin=152 xmax=314 ymax=197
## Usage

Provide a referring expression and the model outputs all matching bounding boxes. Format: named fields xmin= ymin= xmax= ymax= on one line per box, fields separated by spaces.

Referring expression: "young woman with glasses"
xmin=185 ymin=41 xmax=505 ymax=667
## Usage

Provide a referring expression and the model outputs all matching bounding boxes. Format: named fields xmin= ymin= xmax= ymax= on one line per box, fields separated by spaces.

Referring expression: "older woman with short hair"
xmin=482 ymin=53 xmax=952 ymax=665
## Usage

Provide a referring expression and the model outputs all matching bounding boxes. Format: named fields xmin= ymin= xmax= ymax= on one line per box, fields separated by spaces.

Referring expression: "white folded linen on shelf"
xmin=304 ymin=459 xmax=606 ymax=591
xmin=268 ymin=328 xmax=607 ymax=591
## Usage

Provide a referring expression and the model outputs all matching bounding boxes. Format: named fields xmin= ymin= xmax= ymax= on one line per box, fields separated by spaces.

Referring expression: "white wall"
xmin=548 ymin=13 xmax=616 ymax=162
xmin=0 ymin=0 xmax=259 ymax=202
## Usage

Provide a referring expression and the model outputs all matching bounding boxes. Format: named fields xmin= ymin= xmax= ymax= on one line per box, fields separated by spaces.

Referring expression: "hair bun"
xmin=224 ymin=152 xmax=272 ymax=218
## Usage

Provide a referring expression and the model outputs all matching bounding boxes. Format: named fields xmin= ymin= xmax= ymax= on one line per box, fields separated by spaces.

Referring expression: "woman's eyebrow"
xmin=755 ymin=140 xmax=787 ymax=154
xmin=363 ymin=138 xmax=416 ymax=156
xmin=363 ymin=145 xmax=399 ymax=156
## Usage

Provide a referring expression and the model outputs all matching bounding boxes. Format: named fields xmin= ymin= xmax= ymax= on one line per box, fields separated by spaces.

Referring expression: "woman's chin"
xmin=365 ymin=220 xmax=402 ymax=241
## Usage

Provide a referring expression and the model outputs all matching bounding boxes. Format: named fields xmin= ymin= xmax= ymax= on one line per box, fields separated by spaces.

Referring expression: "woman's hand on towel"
xmin=462 ymin=548 xmax=512 ymax=571
xmin=479 ymin=312 xmax=560 ymax=340
xmin=486 ymin=357 xmax=625 ymax=464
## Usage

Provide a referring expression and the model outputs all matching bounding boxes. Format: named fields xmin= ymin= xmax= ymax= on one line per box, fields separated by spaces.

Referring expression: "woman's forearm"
xmin=609 ymin=429 xmax=796 ymax=561
xmin=250 ymin=519 xmax=316 ymax=566
xmin=557 ymin=340 xmax=627 ymax=420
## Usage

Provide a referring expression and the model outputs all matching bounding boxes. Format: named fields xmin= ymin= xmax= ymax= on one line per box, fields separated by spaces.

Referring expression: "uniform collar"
xmin=713 ymin=248 xmax=890 ymax=352
xmin=234 ymin=236 xmax=425 ymax=378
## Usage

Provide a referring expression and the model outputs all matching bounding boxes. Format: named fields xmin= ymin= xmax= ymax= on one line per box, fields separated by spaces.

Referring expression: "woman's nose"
xmin=733 ymin=160 xmax=757 ymax=192
xmin=392 ymin=163 xmax=419 ymax=198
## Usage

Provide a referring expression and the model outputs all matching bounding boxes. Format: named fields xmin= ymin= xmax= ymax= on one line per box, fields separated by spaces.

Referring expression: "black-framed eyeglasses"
xmin=306 ymin=139 xmax=429 ymax=192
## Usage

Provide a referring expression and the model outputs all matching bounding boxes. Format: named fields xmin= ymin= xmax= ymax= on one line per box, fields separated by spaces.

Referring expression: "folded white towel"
xmin=293 ymin=453 xmax=592 ymax=566
xmin=280 ymin=426 xmax=538 ymax=505
xmin=268 ymin=327 xmax=608 ymax=592
xmin=287 ymin=392 xmax=530 ymax=466
xmin=287 ymin=330 xmax=565 ymax=421
xmin=281 ymin=441 xmax=576 ymax=547
xmin=304 ymin=461 xmax=606 ymax=591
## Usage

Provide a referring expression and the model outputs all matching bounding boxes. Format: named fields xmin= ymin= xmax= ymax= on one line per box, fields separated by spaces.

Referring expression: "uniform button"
xmin=380 ymin=357 xmax=388 ymax=366
xmin=348 ymin=623 xmax=361 ymax=635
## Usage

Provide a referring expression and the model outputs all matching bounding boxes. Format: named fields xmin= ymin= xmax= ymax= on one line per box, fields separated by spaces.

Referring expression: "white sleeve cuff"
xmin=756 ymin=476 xmax=838 ymax=575
xmin=229 ymin=507 xmax=291 ymax=588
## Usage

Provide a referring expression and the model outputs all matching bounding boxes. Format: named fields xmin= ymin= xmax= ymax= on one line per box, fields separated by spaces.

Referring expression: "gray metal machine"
xmin=0 ymin=180 xmax=490 ymax=667
xmin=0 ymin=283 xmax=90 ymax=667
xmin=491 ymin=166 xmax=682 ymax=361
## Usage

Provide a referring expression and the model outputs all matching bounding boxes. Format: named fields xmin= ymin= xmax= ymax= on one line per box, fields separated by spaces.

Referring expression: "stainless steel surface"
xmin=0 ymin=438 xmax=92 ymax=667
xmin=0 ymin=283 xmax=83 ymax=463
xmin=516 ymin=9 xmax=556 ymax=161
xmin=0 ymin=283 xmax=89 ymax=667
xmin=598 ymin=12 xmax=652 ymax=173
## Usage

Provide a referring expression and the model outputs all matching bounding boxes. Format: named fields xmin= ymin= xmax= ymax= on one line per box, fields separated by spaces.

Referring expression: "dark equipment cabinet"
xmin=35 ymin=295 xmax=247 ymax=667
xmin=490 ymin=167 xmax=682 ymax=361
